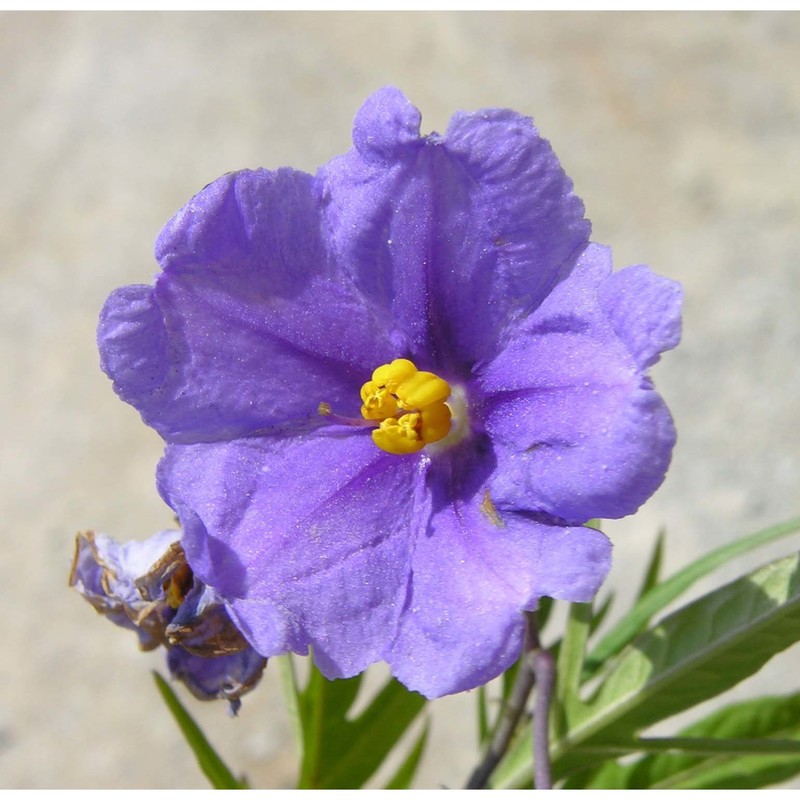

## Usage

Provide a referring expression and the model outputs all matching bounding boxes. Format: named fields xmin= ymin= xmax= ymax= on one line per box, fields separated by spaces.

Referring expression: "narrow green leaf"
xmin=297 ymin=664 xmax=363 ymax=788
xmin=383 ymin=719 xmax=431 ymax=789
xmin=152 ymin=672 xmax=246 ymax=789
xmin=560 ymin=760 xmax=614 ymax=789
xmin=556 ymin=602 xmax=592 ymax=727
xmin=296 ymin=662 xmax=427 ymax=788
xmin=277 ymin=655 xmax=303 ymax=760
xmin=635 ymin=736 xmax=800 ymax=756
xmin=318 ymin=676 xmax=427 ymax=788
xmin=589 ymin=591 xmax=614 ymax=636
xmin=566 ymin=553 xmax=800 ymax=751
xmin=587 ymin=692 xmax=800 ymax=789
xmin=477 ymin=685 xmax=490 ymax=745
xmin=636 ymin=528 xmax=666 ymax=601
xmin=586 ymin=516 xmax=800 ymax=670
xmin=536 ymin=595 xmax=554 ymax=633
xmin=674 ymin=751 xmax=800 ymax=789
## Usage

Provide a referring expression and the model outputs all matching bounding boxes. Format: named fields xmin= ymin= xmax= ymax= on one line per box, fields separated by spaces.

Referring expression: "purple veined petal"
xmin=477 ymin=244 xmax=679 ymax=523
xmin=89 ymin=88 xmax=683 ymax=705
xmin=317 ymin=86 xmax=590 ymax=373
xmin=387 ymin=477 xmax=611 ymax=699
xmin=99 ymin=168 xmax=400 ymax=444
xmin=157 ymin=431 xmax=431 ymax=680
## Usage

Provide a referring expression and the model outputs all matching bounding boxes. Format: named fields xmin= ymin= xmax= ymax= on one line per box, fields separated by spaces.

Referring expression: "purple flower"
xmin=70 ymin=530 xmax=266 ymax=712
xmin=97 ymin=88 xmax=681 ymax=699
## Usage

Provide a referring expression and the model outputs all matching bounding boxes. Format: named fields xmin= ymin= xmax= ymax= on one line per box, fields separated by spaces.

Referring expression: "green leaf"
xmin=383 ymin=719 xmax=430 ymax=789
xmin=477 ymin=685 xmax=490 ymax=745
xmin=636 ymin=528 xmax=666 ymax=601
xmin=297 ymin=666 xmax=361 ymax=788
xmin=555 ymin=602 xmax=592 ymax=729
xmin=587 ymin=692 xmax=800 ymax=788
xmin=501 ymin=652 xmax=522 ymax=705
xmin=589 ymin=591 xmax=614 ymax=636
xmin=494 ymin=551 xmax=800 ymax=789
xmin=152 ymin=672 xmax=247 ymax=789
xmin=678 ymin=751 xmax=800 ymax=789
xmin=297 ymin=662 xmax=427 ymax=788
xmin=536 ymin=595 xmax=554 ymax=633
xmin=586 ymin=516 xmax=800 ymax=671
xmin=566 ymin=552 xmax=800 ymax=755
xmin=277 ymin=655 xmax=303 ymax=759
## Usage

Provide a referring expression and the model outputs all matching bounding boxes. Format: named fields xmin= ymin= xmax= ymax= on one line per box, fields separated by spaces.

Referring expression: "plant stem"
xmin=532 ymin=647 xmax=555 ymax=789
xmin=465 ymin=612 xmax=542 ymax=789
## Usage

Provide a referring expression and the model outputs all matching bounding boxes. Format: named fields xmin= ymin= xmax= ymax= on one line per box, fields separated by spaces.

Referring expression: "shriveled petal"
xmin=99 ymin=168 xmax=398 ymax=443
xmin=317 ymin=86 xmax=590 ymax=371
xmin=165 ymin=647 xmax=267 ymax=711
xmin=387 ymin=475 xmax=611 ymax=698
xmin=69 ymin=529 xmax=181 ymax=649
xmin=157 ymin=432 xmax=431 ymax=679
xmin=166 ymin=583 xmax=251 ymax=657
xmin=478 ymin=244 xmax=680 ymax=522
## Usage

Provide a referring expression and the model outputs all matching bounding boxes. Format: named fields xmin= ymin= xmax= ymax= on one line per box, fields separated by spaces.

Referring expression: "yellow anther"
xmin=419 ymin=401 xmax=451 ymax=444
xmin=371 ymin=358 xmax=417 ymax=390
xmin=395 ymin=371 xmax=450 ymax=410
xmin=360 ymin=381 xmax=399 ymax=420
xmin=372 ymin=414 xmax=425 ymax=455
xmin=360 ymin=358 xmax=453 ymax=455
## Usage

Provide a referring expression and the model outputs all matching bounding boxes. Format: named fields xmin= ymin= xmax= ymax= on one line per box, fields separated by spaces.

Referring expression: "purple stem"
xmin=465 ymin=612 xmax=555 ymax=790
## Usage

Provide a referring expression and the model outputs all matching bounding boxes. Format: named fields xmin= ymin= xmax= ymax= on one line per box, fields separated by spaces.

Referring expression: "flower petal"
xmin=165 ymin=647 xmax=267 ymax=710
xmin=166 ymin=583 xmax=252 ymax=657
xmin=478 ymin=244 xmax=679 ymax=522
xmin=317 ymin=86 xmax=590 ymax=371
xmin=69 ymin=529 xmax=181 ymax=649
xmin=598 ymin=263 xmax=683 ymax=369
xmin=387 ymin=479 xmax=611 ymax=699
xmin=157 ymin=432 xmax=431 ymax=679
xmin=99 ymin=168 xmax=398 ymax=443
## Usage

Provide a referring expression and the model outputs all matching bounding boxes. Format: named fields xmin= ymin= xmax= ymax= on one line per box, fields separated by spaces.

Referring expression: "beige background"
xmin=2 ymin=11 xmax=799 ymax=788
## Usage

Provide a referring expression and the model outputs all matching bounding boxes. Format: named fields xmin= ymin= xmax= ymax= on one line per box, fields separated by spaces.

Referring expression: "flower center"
xmin=360 ymin=358 xmax=452 ymax=455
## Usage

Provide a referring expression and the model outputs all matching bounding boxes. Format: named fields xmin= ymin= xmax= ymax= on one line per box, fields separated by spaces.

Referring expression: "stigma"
xmin=360 ymin=359 xmax=452 ymax=455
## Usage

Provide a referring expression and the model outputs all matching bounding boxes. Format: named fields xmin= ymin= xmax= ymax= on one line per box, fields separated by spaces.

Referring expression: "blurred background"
xmin=2 ymin=10 xmax=799 ymax=788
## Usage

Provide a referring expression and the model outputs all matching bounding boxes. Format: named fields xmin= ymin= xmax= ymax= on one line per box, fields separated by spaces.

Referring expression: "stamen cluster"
xmin=360 ymin=358 xmax=451 ymax=454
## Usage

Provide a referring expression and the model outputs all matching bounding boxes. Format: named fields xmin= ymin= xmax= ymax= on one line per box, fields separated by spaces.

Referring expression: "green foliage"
xmin=576 ymin=552 xmax=800 ymax=743
xmin=490 ymin=517 xmax=800 ymax=790
xmin=383 ymin=720 xmax=431 ymax=789
xmin=586 ymin=516 xmax=800 ymax=673
xmin=636 ymin=528 xmax=665 ymax=601
xmin=477 ymin=684 xmax=491 ymax=746
xmin=585 ymin=693 xmax=800 ymax=788
xmin=291 ymin=659 xmax=428 ymax=789
xmin=555 ymin=602 xmax=592 ymax=732
xmin=152 ymin=672 xmax=247 ymax=789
